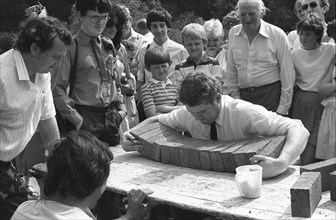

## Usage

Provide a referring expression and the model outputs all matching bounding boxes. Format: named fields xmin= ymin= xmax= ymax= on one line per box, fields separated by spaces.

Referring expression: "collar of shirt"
xmin=149 ymin=77 xmax=173 ymax=87
xmin=185 ymin=52 xmax=213 ymax=66
xmin=215 ymin=95 xmax=225 ymax=127
xmin=151 ymin=37 xmax=170 ymax=49
xmin=14 ymin=49 xmax=30 ymax=81
xmin=76 ymin=29 xmax=100 ymax=44
xmin=237 ymin=19 xmax=270 ymax=39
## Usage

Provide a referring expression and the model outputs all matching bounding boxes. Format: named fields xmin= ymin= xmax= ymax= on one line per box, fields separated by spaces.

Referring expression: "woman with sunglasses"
xmin=290 ymin=14 xmax=336 ymax=165
xmin=102 ymin=5 xmax=139 ymax=131
xmin=292 ymin=0 xmax=334 ymax=49
xmin=288 ymin=0 xmax=306 ymax=50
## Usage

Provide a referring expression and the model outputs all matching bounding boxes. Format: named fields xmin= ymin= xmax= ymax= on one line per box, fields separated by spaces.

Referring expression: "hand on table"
xmin=121 ymin=132 xmax=143 ymax=152
xmin=250 ymin=155 xmax=287 ymax=179
xmin=125 ymin=189 xmax=156 ymax=220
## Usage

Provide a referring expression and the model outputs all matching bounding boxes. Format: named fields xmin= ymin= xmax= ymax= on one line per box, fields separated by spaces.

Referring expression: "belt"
xmin=75 ymin=104 xmax=109 ymax=112
xmin=240 ymin=81 xmax=280 ymax=93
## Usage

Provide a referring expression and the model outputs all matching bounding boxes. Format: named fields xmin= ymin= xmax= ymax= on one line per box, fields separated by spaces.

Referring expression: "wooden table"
xmin=106 ymin=146 xmax=336 ymax=219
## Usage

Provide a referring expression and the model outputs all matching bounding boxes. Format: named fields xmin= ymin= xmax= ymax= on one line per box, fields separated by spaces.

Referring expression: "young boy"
xmin=141 ymin=47 xmax=183 ymax=118
xmin=173 ymin=23 xmax=222 ymax=88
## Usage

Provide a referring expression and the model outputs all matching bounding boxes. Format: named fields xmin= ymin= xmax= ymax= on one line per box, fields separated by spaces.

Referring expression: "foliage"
xmin=0 ymin=0 xmax=335 ymax=34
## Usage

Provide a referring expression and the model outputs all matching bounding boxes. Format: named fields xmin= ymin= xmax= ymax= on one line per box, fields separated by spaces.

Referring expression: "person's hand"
xmin=250 ymin=155 xmax=288 ymax=179
xmin=121 ymin=131 xmax=143 ymax=152
xmin=120 ymin=84 xmax=135 ymax=96
xmin=125 ymin=189 xmax=155 ymax=220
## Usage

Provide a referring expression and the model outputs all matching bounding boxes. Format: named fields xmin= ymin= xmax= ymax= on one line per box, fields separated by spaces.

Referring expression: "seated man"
xmin=122 ymin=72 xmax=309 ymax=179
xmin=11 ymin=131 xmax=153 ymax=220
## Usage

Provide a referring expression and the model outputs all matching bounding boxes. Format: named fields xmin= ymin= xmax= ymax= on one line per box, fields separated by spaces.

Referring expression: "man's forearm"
xmin=278 ymin=125 xmax=309 ymax=166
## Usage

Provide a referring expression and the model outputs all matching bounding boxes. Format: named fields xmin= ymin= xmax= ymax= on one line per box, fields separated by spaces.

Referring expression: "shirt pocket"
xmin=256 ymin=50 xmax=277 ymax=68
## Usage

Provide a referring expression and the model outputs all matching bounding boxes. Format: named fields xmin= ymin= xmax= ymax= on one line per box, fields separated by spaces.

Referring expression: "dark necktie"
xmin=210 ymin=122 xmax=218 ymax=141
xmin=90 ymin=37 xmax=109 ymax=81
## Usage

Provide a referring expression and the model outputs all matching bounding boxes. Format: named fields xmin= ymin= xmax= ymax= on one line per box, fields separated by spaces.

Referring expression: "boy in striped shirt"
xmin=141 ymin=47 xmax=183 ymax=118
xmin=172 ymin=23 xmax=222 ymax=88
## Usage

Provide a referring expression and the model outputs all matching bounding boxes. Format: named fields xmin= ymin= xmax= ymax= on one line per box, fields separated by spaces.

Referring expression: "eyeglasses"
xmin=302 ymin=1 xmax=319 ymax=11
xmin=86 ymin=14 xmax=109 ymax=23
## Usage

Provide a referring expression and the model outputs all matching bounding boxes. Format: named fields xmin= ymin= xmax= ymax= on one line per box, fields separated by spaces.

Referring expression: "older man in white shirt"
xmin=226 ymin=0 xmax=295 ymax=116
xmin=0 ymin=16 xmax=72 ymax=220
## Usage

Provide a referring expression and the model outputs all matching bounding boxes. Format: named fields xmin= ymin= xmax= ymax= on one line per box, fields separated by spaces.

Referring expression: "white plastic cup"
xmin=235 ymin=165 xmax=262 ymax=199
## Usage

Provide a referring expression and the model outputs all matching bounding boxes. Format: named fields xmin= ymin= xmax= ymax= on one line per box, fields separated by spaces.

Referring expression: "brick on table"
xmin=257 ymin=135 xmax=286 ymax=159
xmin=233 ymin=136 xmax=272 ymax=167
xmin=140 ymin=131 xmax=173 ymax=162
xmin=193 ymin=139 xmax=226 ymax=170
xmin=209 ymin=141 xmax=236 ymax=172
xmin=130 ymin=122 xmax=161 ymax=139
xmin=178 ymin=138 xmax=205 ymax=169
xmin=300 ymin=158 xmax=336 ymax=192
xmin=153 ymin=135 xmax=188 ymax=165
xmin=221 ymin=140 xmax=250 ymax=173
xmin=290 ymin=172 xmax=322 ymax=218
xmin=330 ymin=170 xmax=336 ymax=201
xmin=244 ymin=136 xmax=281 ymax=164
xmin=136 ymin=123 xmax=180 ymax=162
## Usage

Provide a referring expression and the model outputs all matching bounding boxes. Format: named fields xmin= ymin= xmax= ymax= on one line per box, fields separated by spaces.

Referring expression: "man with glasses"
xmin=225 ymin=0 xmax=295 ymax=116
xmin=52 ymin=0 xmax=126 ymax=218
xmin=292 ymin=0 xmax=334 ymax=49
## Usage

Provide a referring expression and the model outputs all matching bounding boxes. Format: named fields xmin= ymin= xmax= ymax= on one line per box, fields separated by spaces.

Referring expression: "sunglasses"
xmin=302 ymin=1 xmax=319 ymax=11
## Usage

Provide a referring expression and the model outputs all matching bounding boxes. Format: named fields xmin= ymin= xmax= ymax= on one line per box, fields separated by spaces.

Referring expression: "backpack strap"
xmin=69 ymin=39 xmax=78 ymax=97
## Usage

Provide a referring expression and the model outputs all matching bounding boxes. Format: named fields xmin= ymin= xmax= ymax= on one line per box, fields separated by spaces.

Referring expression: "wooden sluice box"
xmin=130 ymin=122 xmax=286 ymax=173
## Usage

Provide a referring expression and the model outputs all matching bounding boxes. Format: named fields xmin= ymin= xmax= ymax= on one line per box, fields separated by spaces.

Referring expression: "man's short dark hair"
xmin=146 ymin=7 xmax=172 ymax=30
xmin=144 ymin=47 xmax=171 ymax=70
xmin=179 ymin=72 xmax=221 ymax=107
xmin=76 ymin=0 xmax=111 ymax=16
xmin=44 ymin=130 xmax=113 ymax=199
xmin=14 ymin=16 xmax=72 ymax=53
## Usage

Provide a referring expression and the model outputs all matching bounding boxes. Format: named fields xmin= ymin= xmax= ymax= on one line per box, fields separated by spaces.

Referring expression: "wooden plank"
xmin=300 ymin=158 xmax=336 ymax=192
xmin=291 ymin=172 xmax=322 ymax=217
xmin=221 ymin=140 xmax=250 ymax=173
xmin=257 ymin=135 xmax=286 ymax=159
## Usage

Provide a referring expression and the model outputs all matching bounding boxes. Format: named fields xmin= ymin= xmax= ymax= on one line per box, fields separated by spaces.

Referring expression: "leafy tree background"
xmin=0 ymin=0 xmax=335 ymax=42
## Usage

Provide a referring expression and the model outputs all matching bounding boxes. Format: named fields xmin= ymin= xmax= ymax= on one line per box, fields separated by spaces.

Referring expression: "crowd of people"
xmin=0 ymin=0 xmax=335 ymax=219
